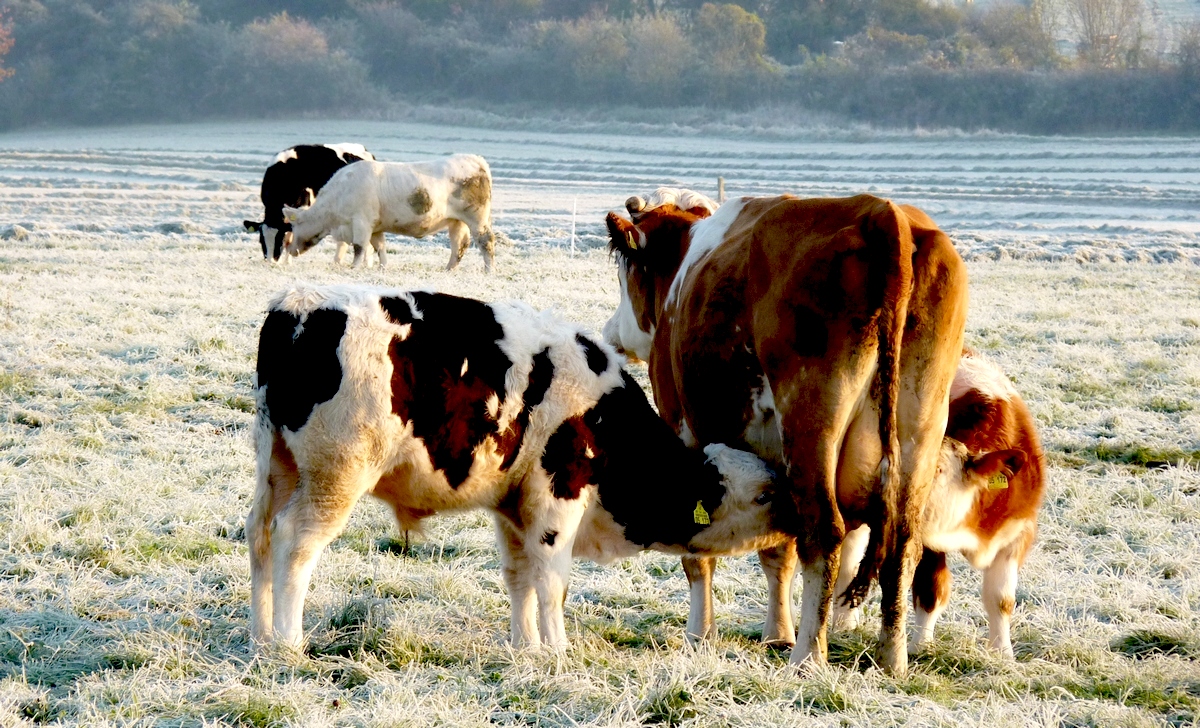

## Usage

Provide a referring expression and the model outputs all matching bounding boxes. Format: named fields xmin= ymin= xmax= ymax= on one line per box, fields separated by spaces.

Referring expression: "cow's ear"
xmin=606 ymin=212 xmax=641 ymax=257
xmin=966 ymin=448 xmax=1026 ymax=482
xmin=282 ymin=206 xmax=299 ymax=223
xmin=243 ymin=220 xmax=262 ymax=233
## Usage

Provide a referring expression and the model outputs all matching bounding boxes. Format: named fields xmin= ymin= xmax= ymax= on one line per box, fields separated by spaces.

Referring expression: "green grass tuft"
xmin=1111 ymin=630 xmax=1199 ymax=660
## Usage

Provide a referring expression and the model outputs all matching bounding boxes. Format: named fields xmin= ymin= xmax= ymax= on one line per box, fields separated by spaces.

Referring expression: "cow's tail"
xmin=866 ymin=199 xmax=915 ymax=567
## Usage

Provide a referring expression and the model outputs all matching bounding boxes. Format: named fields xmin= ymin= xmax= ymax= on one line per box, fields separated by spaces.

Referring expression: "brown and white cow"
xmin=248 ymin=284 xmax=787 ymax=649
xmin=604 ymin=193 xmax=969 ymax=675
xmin=833 ymin=351 xmax=1045 ymax=658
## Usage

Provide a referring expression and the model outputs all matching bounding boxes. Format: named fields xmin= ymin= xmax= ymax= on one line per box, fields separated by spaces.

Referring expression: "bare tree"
xmin=1059 ymin=0 xmax=1146 ymax=66
xmin=0 ymin=13 xmax=13 ymax=83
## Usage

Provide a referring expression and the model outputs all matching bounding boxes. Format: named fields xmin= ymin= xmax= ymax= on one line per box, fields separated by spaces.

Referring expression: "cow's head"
xmin=603 ymin=196 xmax=712 ymax=361
xmin=936 ymin=438 xmax=1027 ymax=497
xmin=243 ymin=219 xmax=292 ymax=262
xmin=245 ymin=189 xmax=315 ymax=263
xmin=281 ymin=204 xmax=323 ymax=256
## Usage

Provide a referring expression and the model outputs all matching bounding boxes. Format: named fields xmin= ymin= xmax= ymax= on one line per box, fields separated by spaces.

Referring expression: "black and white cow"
xmin=249 ymin=284 xmax=787 ymax=648
xmin=242 ymin=143 xmax=375 ymax=263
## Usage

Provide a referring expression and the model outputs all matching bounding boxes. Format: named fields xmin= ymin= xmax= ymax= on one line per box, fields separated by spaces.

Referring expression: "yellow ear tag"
xmin=693 ymin=500 xmax=710 ymax=525
xmin=986 ymin=473 xmax=1010 ymax=491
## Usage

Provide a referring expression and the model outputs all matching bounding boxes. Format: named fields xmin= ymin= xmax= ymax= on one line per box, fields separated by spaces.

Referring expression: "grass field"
xmin=1 ymin=117 xmax=1198 ymax=726
xmin=0 ymin=223 xmax=1197 ymax=726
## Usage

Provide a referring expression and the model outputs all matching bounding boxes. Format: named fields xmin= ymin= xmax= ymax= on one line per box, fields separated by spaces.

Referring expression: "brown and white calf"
xmin=282 ymin=154 xmax=496 ymax=271
xmin=833 ymin=352 xmax=1045 ymax=658
xmin=249 ymin=284 xmax=785 ymax=649
xmin=604 ymin=193 xmax=969 ymax=675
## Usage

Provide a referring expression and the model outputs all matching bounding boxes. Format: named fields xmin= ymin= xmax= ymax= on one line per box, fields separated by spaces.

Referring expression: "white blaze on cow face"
xmin=260 ymin=224 xmax=294 ymax=263
xmin=602 ymin=257 xmax=654 ymax=362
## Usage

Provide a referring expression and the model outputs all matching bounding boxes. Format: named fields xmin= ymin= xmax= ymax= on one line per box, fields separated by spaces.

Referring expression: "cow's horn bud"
xmin=625 ymin=196 xmax=646 ymax=214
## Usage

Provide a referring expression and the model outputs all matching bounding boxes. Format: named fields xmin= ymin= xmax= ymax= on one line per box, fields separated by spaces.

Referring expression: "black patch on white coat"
xmin=541 ymin=371 xmax=726 ymax=547
xmin=253 ymin=144 xmax=371 ymax=260
xmin=256 ymin=308 xmax=348 ymax=432
xmin=575 ymin=333 xmax=609 ymax=375
xmin=498 ymin=348 xmax=554 ymax=471
xmin=385 ymin=293 xmax=514 ymax=488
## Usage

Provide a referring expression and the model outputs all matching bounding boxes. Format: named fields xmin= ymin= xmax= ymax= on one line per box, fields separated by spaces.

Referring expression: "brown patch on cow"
xmin=408 ymin=187 xmax=432 ymax=216
xmin=541 ymin=417 xmax=596 ymax=500
xmin=997 ymin=594 xmax=1015 ymax=616
xmin=454 ymin=170 xmax=491 ymax=210
xmin=267 ymin=431 xmax=300 ymax=524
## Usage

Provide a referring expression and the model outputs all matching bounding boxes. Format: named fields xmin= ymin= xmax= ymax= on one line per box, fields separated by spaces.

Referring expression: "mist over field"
xmin=0 ymin=118 xmax=1197 ymax=726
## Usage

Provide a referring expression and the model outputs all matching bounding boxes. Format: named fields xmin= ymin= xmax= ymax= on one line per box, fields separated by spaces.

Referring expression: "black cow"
xmin=242 ymin=143 xmax=374 ymax=263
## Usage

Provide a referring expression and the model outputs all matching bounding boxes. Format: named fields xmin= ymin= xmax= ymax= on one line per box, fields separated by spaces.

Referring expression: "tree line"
xmin=0 ymin=0 xmax=1197 ymax=132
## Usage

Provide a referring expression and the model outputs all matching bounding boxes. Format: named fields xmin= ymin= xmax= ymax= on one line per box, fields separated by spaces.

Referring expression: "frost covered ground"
xmin=0 ymin=120 xmax=1198 ymax=726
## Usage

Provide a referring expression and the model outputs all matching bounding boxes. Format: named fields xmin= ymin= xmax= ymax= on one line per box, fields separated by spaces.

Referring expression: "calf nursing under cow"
xmin=243 ymin=182 xmax=1043 ymax=674
xmin=249 ymin=284 xmax=787 ymax=648
xmin=603 ymin=189 xmax=1043 ymax=666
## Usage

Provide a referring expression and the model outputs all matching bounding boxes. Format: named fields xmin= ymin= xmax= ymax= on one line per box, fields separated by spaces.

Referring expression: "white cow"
xmin=283 ymin=154 xmax=497 ymax=272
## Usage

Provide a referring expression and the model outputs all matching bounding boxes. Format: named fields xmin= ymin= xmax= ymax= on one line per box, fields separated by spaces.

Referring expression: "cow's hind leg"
xmin=446 ymin=220 xmax=470 ymax=271
xmin=248 ymin=430 xmax=300 ymax=643
xmin=760 ymin=541 xmax=798 ymax=646
xmin=271 ymin=467 xmax=369 ymax=648
xmin=474 ymin=226 xmax=496 ymax=273
xmin=832 ymin=524 xmax=872 ymax=631
xmin=370 ymin=232 xmax=387 ymax=268
xmin=495 ymin=516 xmax=539 ymax=647
xmin=682 ymin=555 xmax=715 ymax=643
xmin=910 ymin=548 xmax=951 ymax=652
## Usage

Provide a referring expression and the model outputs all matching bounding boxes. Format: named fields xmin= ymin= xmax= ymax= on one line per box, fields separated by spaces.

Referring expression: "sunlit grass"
xmin=0 ymin=226 xmax=1197 ymax=725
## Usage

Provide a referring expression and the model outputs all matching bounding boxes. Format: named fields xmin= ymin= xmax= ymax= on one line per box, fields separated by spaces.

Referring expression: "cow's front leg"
xmin=532 ymin=532 xmax=574 ymax=649
xmin=333 ymin=239 xmax=351 ymax=266
xmin=910 ymin=547 xmax=951 ymax=652
xmin=494 ymin=516 xmax=539 ymax=647
xmin=759 ymin=540 xmax=798 ymax=646
xmin=350 ymin=219 xmax=373 ymax=268
xmin=370 ymin=232 xmax=387 ymax=268
xmin=682 ymin=555 xmax=715 ymax=643
xmin=982 ymin=545 xmax=1019 ymax=658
